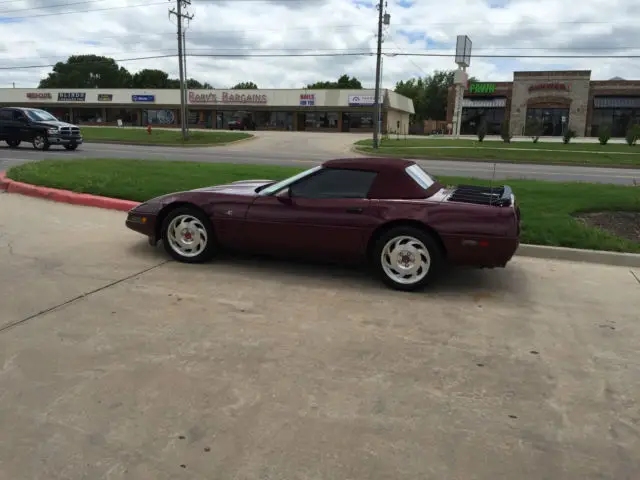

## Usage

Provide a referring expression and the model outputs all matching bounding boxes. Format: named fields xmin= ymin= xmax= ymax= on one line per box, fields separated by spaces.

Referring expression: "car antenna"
xmin=489 ymin=162 xmax=497 ymax=206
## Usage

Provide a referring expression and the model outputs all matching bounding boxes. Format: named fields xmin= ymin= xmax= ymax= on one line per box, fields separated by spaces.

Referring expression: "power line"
xmin=0 ymin=1 xmax=166 ymax=20
xmin=4 ymin=50 xmax=640 ymax=72
xmin=0 ymin=0 xmax=109 ymax=15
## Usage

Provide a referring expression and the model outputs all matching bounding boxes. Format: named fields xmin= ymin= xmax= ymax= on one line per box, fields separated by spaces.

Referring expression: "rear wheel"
xmin=64 ymin=144 xmax=78 ymax=151
xmin=372 ymin=226 xmax=443 ymax=291
xmin=6 ymin=139 xmax=20 ymax=148
xmin=161 ymin=206 xmax=216 ymax=263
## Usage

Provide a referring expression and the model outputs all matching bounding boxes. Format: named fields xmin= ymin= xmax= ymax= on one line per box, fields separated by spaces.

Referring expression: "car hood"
xmin=189 ymin=179 xmax=274 ymax=195
xmin=33 ymin=120 xmax=79 ymax=129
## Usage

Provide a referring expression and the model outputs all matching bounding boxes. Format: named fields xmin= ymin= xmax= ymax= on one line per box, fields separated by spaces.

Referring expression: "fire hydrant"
xmin=147 ymin=124 xmax=152 ymax=135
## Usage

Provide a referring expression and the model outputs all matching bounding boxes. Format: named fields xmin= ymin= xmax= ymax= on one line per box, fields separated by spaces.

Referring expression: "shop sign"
xmin=528 ymin=82 xmax=570 ymax=92
xmin=300 ymin=93 xmax=315 ymax=106
xmin=348 ymin=95 xmax=381 ymax=106
xmin=97 ymin=94 xmax=113 ymax=101
xmin=26 ymin=92 xmax=52 ymax=99
xmin=132 ymin=94 xmax=155 ymax=102
xmin=58 ymin=92 xmax=86 ymax=101
xmin=468 ymin=83 xmax=496 ymax=94
xmin=188 ymin=91 xmax=268 ymax=104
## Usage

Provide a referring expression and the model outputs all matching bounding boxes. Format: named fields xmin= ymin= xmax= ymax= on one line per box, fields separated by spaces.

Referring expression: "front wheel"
xmin=64 ymin=144 xmax=78 ymax=151
xmin=372 ymin=226 xmax=443 ymax=291
xmin=161 ymin=206 xmax=216 ymax=263
xmin=33 ymin=134 xmax=49 ymax=151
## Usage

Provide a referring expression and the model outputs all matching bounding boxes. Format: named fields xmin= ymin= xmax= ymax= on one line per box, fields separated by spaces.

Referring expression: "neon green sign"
xmin=469 ymin=83 xmax=496 ymax=94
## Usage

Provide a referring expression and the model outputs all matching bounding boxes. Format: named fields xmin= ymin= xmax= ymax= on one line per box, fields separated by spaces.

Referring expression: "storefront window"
xmin=348 ymin=112 xmax=373 ymax=129
xmin=304 ymin=112 xmax=338 ymax=128
xmin=591 ymin=107 xmax=640 ymax=137
xmin=526 ymin=108 xmax=569 ymax=136
xmin=72 ymin=108 xmax=103 ymax=123
xmin=143 ymin=109 xmax=177 ymax=125
xmin=106 ymin=108 xmax=140 ymax=125
xmin=461 ymin=107 xmax=505 ymax=135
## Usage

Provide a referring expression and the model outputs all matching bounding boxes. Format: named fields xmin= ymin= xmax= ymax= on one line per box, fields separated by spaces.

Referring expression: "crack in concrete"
xmin=0 ymin=260 xmax=170 ymax=335
xmin=631 ymin=270 xmax=640 ymax=286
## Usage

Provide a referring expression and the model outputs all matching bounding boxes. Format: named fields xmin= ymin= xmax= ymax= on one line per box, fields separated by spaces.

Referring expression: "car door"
xmin=12 ymin=110 xmax=32 ymax=142
xmin=0 ymin=109 xmax=14 ymax=140
xmin=243 ymin=168 xmax=381 ymax=260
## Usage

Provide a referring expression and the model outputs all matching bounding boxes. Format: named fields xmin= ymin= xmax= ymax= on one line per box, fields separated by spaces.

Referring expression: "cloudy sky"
xmin=0 ymin=0 xmax=637 ymax=89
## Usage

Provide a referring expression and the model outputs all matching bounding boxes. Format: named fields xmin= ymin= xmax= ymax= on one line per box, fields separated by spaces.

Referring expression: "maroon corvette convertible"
xmin=126 ymin=157 xmax=521 ymax=291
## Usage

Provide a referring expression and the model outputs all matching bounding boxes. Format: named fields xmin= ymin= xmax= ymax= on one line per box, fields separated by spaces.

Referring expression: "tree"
xmin=38 ymin=55 xmax=132 ymax=88
xmin=131 ymin=69 xmax=174 ymax=89
xmin=394 ymin=70 xmax=479 ymax=122
xmin=306 ymin=74 xmax=363 ymax=89
xmin=232 ymin=81 xmax=258 ymax=89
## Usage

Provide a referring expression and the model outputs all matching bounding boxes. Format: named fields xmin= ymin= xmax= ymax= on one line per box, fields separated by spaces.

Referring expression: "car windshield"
xmin=405 ymin=164 xmax=436 ymax=191
xmin=24 ymin=109 xmax=58 ymax=122
xmin=258 ymin=166 xmax=322 ymax=196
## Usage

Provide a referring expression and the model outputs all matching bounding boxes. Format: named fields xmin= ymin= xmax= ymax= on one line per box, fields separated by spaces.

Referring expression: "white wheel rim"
xmin=34 ymin=136 xmax=45 ymax=149
xmin=381 ymin=235 xmax=431 ymax=285
xmin=166 ymin=214 xmax=208 ymax=258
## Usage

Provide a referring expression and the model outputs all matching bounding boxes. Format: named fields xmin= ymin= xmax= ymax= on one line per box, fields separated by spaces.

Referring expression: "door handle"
xmin=346 ymin=207 xmax=363 ymax=214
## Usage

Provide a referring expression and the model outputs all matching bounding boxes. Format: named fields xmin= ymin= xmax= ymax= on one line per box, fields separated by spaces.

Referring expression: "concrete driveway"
xmin=1 ymin=192 xmax=639 ymax=479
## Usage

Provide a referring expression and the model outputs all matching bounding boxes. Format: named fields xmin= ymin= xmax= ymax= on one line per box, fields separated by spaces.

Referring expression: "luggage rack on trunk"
xmin=448 ymin=184 xmax=514 ymax=207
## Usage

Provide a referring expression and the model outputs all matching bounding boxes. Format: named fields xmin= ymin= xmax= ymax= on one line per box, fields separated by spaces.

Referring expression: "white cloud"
xmin=0 ymin=0 xmax=638 ymax=89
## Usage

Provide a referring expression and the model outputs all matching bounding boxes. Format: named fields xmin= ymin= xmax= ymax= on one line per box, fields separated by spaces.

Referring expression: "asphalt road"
xmin=1 ymin=140 xmax=639 ymax=185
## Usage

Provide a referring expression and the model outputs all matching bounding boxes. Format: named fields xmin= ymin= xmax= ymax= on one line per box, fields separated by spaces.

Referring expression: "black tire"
xmin=372 ymin=226 xmax=443 ymax=291
xmin=6 ymin=139 xmax=20 ymax=148
xmin=32 ymin=133 xmax=49 ymax=151
xmin=161 ymin=206 xmax=216 ymax=263
xmin=64 ymin=144 xmax=78 ymax=151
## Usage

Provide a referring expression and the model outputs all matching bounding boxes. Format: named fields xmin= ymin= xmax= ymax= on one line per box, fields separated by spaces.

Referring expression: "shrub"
xmin=477 ymin=121 xmax=487 ymax=142
xmin=500 ymin=121 xmax=512 ymax=143
xmin=625 ymin=123 xmax=640 ymax=146
xmin=562 ymin=129 xmax=576 ymax=144
xmin=525 ymin=118 xmax=544 ymax=143
xmin=598 ymin=125 xmax=611 ymax=145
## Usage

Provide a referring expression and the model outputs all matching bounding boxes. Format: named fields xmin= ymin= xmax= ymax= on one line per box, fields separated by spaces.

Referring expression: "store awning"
xmin=593 ymin=97 xmax=640 ymax=108
xmin=462 ymin=98 xmax=507 ymax=108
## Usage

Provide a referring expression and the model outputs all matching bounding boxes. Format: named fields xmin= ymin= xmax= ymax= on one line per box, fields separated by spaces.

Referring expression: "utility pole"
xmin=372 ymin=0 xmax=386 ymax=149
xmin=169 ymin=0 xmax=193 ymax=140
xmin=182 ymin=30 xmax=189 ymax=135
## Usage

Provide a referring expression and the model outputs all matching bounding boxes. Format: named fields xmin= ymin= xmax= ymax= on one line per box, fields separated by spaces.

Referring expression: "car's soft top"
xmin=322 ymin=157 xmax=441 ymax=200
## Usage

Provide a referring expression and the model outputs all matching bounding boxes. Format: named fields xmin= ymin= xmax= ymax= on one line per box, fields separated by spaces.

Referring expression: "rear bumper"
xmin=443 ymin=234 xmax=520 ymax=268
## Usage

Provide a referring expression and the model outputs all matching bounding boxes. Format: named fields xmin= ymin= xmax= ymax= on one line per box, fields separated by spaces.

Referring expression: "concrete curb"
xmin=0 ymin=172 xmax=140 ymax=212
xmin=2 ymin=171 xmax=639 ymax=268
xmin=351 ymin=146 xmax=640 ymax=171
xmin=515 ymin=244 xmax=640 ymax=268
xmin=82 ymin=133 xmax=255 ymax=148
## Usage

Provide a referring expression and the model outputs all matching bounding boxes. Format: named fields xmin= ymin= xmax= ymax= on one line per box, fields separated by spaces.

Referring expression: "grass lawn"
xmin=354 ymin=138 xmax=640 ymax=168
xmin=81 ymin=127 xmax=252 ymax=146
xmin=7 ymin=158 xmax=640 ymax=253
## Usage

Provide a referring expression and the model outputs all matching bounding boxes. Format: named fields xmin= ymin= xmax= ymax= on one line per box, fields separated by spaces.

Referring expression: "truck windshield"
xmin=25 ymin=109 xmax=58 ymax=122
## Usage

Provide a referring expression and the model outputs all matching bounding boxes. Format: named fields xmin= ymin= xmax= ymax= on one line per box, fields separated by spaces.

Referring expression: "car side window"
xmin=0 ymin=110 xmax=13 ymax=121
xmin=12 ymin=110 xmax=27 ymax=122
xmin=290 ymin=169 xmax=377 ymax=199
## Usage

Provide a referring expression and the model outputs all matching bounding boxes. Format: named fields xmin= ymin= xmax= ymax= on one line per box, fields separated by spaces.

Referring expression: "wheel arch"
xmin=155 ymin=201 xmax=211 ymax=240
xmin=367 ymin=220 xmax=447 ymax=260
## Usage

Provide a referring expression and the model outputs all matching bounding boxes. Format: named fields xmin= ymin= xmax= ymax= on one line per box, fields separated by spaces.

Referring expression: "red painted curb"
xmin=0 ymin=171 xmax=140 ymax=211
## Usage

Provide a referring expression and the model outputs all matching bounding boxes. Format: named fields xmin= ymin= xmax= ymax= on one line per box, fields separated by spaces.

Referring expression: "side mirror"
xmin=277 ymin=187 xmax=293 ymax=204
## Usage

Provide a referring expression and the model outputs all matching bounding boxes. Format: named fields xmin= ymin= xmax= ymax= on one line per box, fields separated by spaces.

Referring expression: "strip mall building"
xmin=447 ymin=70 xmax=640 ymax=137
xmin=0 ymin=88 xmax=414 ymax=134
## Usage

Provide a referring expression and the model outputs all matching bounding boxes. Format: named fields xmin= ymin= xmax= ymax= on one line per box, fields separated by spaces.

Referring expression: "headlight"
xmin=47 ymin=128 xmax=58 ymax=135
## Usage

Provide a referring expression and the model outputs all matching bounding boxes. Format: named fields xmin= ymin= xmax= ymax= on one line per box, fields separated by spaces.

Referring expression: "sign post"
xmin=452 ymin=35 xmax=472 ymax=139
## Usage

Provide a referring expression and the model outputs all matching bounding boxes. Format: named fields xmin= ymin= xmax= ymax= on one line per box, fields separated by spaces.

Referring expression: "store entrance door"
xmin=296 ymin=112 xmax=305 ymax=131
xmin=341 ymin=112 xmax=350 ymax=132
xmin=527 ymin=107 xmax=570 ymax=136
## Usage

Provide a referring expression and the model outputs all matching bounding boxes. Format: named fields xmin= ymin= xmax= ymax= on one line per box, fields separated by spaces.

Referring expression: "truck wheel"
xmin=6 ymin=139 xmax=20 ymax=148
xmin=64 ymin=144 xmax=78 ymax=151
xmin=33 ymin=134 xmax=50 ymax=151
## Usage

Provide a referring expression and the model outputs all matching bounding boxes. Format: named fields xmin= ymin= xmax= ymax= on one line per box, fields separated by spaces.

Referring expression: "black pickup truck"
xmin=0 ymin=107 xmax=83 ymax=151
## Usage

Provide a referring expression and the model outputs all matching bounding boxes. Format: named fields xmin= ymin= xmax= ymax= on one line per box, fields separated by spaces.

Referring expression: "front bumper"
xmin=48 ymin=135 xmax=83 ymax=145
xmin=125 ymin=210 xmax=158 ymax=245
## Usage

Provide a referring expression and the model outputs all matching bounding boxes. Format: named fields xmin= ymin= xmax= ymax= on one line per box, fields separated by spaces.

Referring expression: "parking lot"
xmin=1 ymin=192 xmax=639 ymax=479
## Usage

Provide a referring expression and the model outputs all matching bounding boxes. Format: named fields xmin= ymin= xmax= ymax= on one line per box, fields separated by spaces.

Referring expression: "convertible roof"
xmin=322 ymin=157 xmax=432 ymax=199
xmin=323 ymin=157 xmax=415 ymax=172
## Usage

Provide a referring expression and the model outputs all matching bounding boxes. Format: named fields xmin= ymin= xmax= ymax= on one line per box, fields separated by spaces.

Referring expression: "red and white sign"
xmin=26 ymin=92 xmax=52 ymax=99
xmin=528 ymin=83 xmax=571 ymax=92
xmin=188 ymin=91 xmax=268 ymax=104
